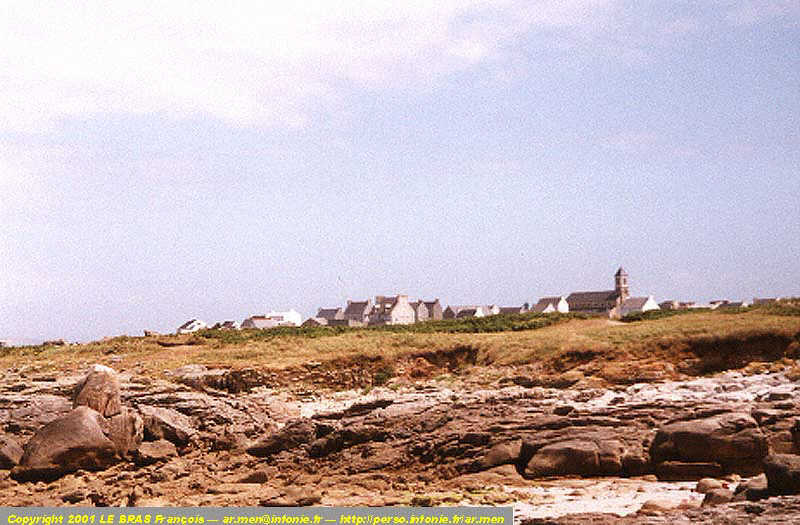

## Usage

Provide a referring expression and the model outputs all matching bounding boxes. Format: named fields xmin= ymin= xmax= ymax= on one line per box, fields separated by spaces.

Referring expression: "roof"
xmin=447 ymin=305 xmax=480 ymax=314
xmin=498 ymin=306 xmax=524 ymax=314
xmin=423 ymin=299 xmax=441 ymax=309
xmin=615 ymin=267 xmax=627 ymax=276
xmin=317 ymin=307 xmax=342 ymax=320
xmin=246 ymin=317 xmax=278 ymax=329
xmin=567 ymin=290 xmax=619 ymax=304
xmin=178 ymin=319 xmax=200 ymax=330
xmin=456 ymin=308 xmax=479 ymax=318
xmin=303 ymin=317 xmax=328 ymax=326
xmin=532 ymin=297 xmax=558 ymax=312
xmin=621 ymin=297 xmax=650 ymax=310
xmin=344 ymin=301 xmax=371 ymax=316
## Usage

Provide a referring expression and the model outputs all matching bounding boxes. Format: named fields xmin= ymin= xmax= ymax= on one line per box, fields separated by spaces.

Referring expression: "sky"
xmin=1 ymin=1 xmax=798 ymax=343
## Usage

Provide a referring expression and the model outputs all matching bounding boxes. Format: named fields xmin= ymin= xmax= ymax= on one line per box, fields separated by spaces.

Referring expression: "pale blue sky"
xmin=1 ymin=1 xmax=798 ymax=343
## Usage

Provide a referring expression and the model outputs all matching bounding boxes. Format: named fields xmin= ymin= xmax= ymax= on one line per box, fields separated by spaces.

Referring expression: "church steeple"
xmin=614 ymin=267 xmax=629 ymax=301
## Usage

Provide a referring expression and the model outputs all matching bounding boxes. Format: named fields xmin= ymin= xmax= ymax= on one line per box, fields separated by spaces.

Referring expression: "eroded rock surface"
xmin=0 ymin=363 xmax=799 ymax=519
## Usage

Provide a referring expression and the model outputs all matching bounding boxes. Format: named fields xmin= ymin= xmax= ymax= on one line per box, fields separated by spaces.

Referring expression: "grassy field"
xmin=2 ymin=305 xmax=799 ymax=379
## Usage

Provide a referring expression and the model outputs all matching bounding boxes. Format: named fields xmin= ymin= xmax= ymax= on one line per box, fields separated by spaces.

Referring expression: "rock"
xmin=763 ymin=453 xmax=800 ymax=495
xmin=11 ymin=406 xmax=118 ymax=482
xmin=702 ymin=488 xmax=733 ymax=506
xmin=103 ymin=407 xmax=143 ymax=457
xmin=135 ymin=440 xmax=177 ymax=466
xmin=733 ymin=473 xmax=769 ymax=501
xmin=638 ymin=499 xmax=682 ymax=514
xmin=695 ymin=478 xmax=724 ymax=493
xmin=694 ymin=478 xmax=725 ymax=494
xmin=135 ymin=497 xmax=171 ymax=507
xmin=260 ymin=487 xmax=322 ymax=506
xmin=479 ymin=441 xmax=521 ymax=470
xmin=138 ymin=405 xmax=195 ymax=446
xmin=524 ymin=440 xmax=599 ymax=478
xmin=656 ymin=461 xmax=724 ymax=481
xmin=0 ymin=434 xmax=24 ymax=469
xmin=238 ymin=470 xmax=270 ymax=483
xmin=650 ymin=411 xmax=767 ymax=475
xmin=308 ymin=425 xmax=389 ymax=458
xmin=210 ymin=431 xmax=244 ymax=452
xmin=174 ymin=366 xmax=267 ymax=394
xmin=73 ymin=364 xmax=122 ymax=417
xmin=246 ymin=418 xmax=315 ymax=458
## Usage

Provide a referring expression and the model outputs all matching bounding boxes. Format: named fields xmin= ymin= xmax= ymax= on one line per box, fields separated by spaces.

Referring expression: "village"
xmin=174 ymin=267 xmax=782 ymax=334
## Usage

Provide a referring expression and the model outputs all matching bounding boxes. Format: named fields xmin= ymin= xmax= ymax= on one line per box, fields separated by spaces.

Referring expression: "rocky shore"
xmin=1 ymin=360 xmax=799 ymax=521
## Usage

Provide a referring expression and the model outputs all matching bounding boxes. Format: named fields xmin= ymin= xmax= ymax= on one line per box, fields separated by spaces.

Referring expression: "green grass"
xmin=621 ymin=308 xmax=711 ymax=322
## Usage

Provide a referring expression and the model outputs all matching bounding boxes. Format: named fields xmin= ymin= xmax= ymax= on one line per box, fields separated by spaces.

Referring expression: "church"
xmin=566 ymin=267 xmax=630 ymax=314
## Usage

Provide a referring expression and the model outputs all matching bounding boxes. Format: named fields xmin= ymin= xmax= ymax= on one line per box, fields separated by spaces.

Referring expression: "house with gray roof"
xmin=498 ymin=306 xmax=527 ymax=315
xmin=533 ymin=296 xmax=569 ymax=314
xmin=177 ymin=318 xmax=207 ymax=334
xmin=410 ymin=301 xmax=429 ymax=323
xmin=317 ymin=307 xmax=344 ymax=322
xmin=424 ymin=299 xmax=443 ymax=320
xmin=369 ymin=295 xmax=415 ymax=325
xmin=616 ymin=296 xmax=660 ymax=318
xmin=343 ymin=299 xmax=373 ymax=324
xmin=444 ymin=305 xmax=487 ymax=319
xmin=567 ymin=267 xmax=630 ymax=314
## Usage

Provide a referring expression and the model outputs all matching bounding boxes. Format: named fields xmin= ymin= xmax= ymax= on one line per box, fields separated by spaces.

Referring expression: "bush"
xmin=621 ymin=308 xmax=710 ymax=322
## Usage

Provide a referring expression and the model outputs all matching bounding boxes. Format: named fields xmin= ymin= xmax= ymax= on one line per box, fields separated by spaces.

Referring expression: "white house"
xmin=533 ymin=296 xmax=570 ymax=314
xmin=242 ymin=309 xmax=302 ymax=329
xmin=176 ymin=319 xmax=208 ymax=334
xmin=264 ymin=309 xmax=302 ymax=326
xmin=617 ymin=296 xmax=660 ymax=318
xmin=444 ymin=305 xmax=488 ymax=319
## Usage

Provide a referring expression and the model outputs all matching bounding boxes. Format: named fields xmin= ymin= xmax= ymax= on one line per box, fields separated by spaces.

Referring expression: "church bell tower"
xmin=615 ymin=267 xmax=629 ymax=301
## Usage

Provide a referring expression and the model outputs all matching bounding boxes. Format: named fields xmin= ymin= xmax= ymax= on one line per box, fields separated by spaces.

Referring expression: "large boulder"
xmin=522 ymin=433 xmax=640 ymax=479
xmin=138 ymin=405 xmax=195 ymax=446
xmin=247 ymin=418 xmax=316 ymax=458
xmin=0 ymin=434 xmax=24 ymax=469
xmin=733 ymin=473 xmax=769 ymax=501
xmin=650 ymin=411 xmax=767 ymax=476
xmin=525 ymin=439 xmax=600 ymax=477
xmin=73 ymin=364 xmax=122 ymax=417
xmin=11 ymin=406 xmax=118 ymax=482
xmin=763 ymin=453 xmax=800 ymax=495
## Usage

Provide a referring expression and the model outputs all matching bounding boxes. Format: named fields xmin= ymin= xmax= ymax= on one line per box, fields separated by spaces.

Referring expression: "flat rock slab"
xmin=138 ymin=405 xmax=196 ymax=446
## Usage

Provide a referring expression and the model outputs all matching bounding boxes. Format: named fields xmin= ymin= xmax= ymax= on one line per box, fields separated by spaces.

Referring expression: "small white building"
xmin=264 ymin=309 xmax=302 ymax=326
xmin=533 ymin=296 xmax=570 ymax=314
xmin=243 ymin=309 xmax=302 ymax=329
xmin=617 ymin=296 xmax=660 ymax=318
xmin=176 ymin=319 xmax=208 ymax=334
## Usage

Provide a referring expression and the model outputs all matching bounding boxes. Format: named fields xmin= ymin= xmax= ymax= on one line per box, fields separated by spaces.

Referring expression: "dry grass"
xmin=1 ymin=310 xmax=799 ymax=379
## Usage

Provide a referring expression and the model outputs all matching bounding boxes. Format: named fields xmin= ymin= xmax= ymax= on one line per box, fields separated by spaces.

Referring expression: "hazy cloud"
xmin=0 ymin=1 xmax=618 ymax=131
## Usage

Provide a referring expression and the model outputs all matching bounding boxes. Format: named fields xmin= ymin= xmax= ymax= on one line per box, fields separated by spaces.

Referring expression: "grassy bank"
xmin=1 ymin=307 xmax=799 ymax=379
